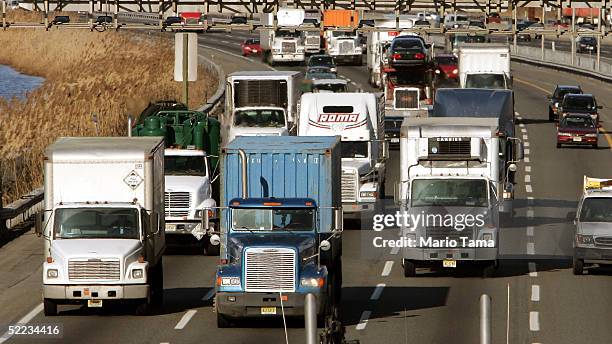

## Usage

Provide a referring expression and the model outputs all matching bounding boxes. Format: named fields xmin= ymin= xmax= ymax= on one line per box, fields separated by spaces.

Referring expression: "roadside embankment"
xmin=0 ymin=28 xmax=218 ymax=205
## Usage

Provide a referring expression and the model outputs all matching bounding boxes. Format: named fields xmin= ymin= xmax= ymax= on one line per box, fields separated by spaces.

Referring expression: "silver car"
xmin=573 ymin=189 xmax=612 ymax=275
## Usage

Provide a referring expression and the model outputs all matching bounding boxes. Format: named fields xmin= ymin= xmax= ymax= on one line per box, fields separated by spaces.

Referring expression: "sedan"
xmin=557 ymin=113 xmax=599 ymax=148
xmin=307 ymin=54 xmax=337 ymax=73
xmin=387 ymin=37 xmax=430 ymax=69
xmin=547 ymin=85 xmax=583 ymax=121
xmin=163 ymin=16 xmax=182 ymax=27
xmin=577 ymin=36 xmax=597 ymax=54
xmin=51 ymin=15 xmax=70 ymax=25
xmin=241 ymin=39 xmax=261 ymax=56
xmin=434 ymin=54 xmax=458 ymax=81
xmin=559 ymin=93 xmax=602 ymax=124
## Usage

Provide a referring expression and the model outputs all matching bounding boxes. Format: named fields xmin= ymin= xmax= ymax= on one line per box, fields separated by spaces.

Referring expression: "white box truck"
xmin=38 ymin=137 xmax=166 ymax=316
xmin=458 ymin=43 xmax=511 ymax=89
xmin=223 ymin=71 xmax=301 ymax=144
xmin=260 ymin=9 xmax=306 ymax=65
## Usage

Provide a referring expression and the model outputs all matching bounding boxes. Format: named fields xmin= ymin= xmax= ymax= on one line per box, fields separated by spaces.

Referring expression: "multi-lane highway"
xmin=1 ymin=30 xmax=611 ymax=344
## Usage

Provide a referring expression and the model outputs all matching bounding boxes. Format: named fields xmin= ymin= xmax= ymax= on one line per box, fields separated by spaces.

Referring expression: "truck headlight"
xmin=132 ymin=269 xmax=144 ymax=279
xmin=272 ymin=48 xmax=280 ymax=53
xmin=360 ymin=191 xmax=377 ymax=198
xmin=575 ymin=234 xmax=594 ymax=245
xmin=47 ymin=269 xmax=58 ymax=278
xmin=297 ymin=48 xmax=304 ymax=53
xmin=300 ymin=277 xmax=324 ymax=288
xmin=221 ymin=277 xmax=241 ymax=286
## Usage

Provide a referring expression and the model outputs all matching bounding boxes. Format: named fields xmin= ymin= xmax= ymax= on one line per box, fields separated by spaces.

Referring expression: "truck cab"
xmin=260 ymin=9 xmax=306 ymax=65
xmin=458 ymin=43 xmax=512 ymax=90
xmin=325 ymin=30 xmax=362 ymax=65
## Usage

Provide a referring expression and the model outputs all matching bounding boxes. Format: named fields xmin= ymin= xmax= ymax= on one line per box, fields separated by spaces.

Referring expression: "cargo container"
xmin=322 ymin=9 xmax=359 ymax=28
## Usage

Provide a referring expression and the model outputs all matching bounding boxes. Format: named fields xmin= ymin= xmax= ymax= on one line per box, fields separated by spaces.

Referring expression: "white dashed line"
xmin=519 ymin=123 xmax=526 ymax=128
xmin=524 ymin=141 xmax=530 ymax=147
xmin=0 ymin=303 xmax=43 ymax=344
xmin=381 ymin=261 xmax=394 ymax=276
xmin=220 ymin=40 xmax=230 ymax=44
xmin=202 ymin=288 xmax=216 ymax=301
xmin=525 ymin=175 xmax=531 ymax=183
xmin=529 ymin=311 xmax=540 ymax=331
xmin=526 ymin=226 xmax=534 ymax=236
xmin=370 ymin=283 xmax=386 ymax=300
xmin=524 ymin=157 xmax=530 ymax=163
xmin=527 ymin=209 xmax=534 ymax=218
xmin=525 ymin=166 xmax=531 ymax=173
xmin=524 ymin=148 xmax=530 ymax=155
xmin=174 ymin=310 xmax=197 ymax=330
xmin=350 ymin=81 xmax=358 ymax=86
xmin=355 ymin=310 xmax=372 ymax=330
xmin=528 ymin=262 xmax=538 ymax=277
xmin=527 ymin=242 xmax=535 ymax=255
xmin=531 ymin=285 xmax=540 ymax=302
xmin=526 ymin=184 xmax=533 ymax=193
xmin=522 ymin=134 xmax=528 ymax=140
xmin=390 ymin=245 xmax=400 ymax=255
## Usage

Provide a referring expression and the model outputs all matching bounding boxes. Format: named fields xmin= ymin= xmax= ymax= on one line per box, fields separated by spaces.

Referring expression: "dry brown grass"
xmin=0 ymin=29 xmax=218 ymax=205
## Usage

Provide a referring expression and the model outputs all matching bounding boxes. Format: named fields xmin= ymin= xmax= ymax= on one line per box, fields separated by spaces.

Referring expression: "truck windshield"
xmin=332 ymin=31 xmax=355 ymax=38
xmin=232 ymin=208 xmax=315 ymax=231
xmin=465 ymin=74 xmax=506 ymax=89
xmin=54 ymin=208 xmax=139 ymax=239
xmin=580 ymin=198 xmax=612 ymax=222
xmin=165 ymin=155 xmax=207 ymax=176
xmin=341 ymin=141 xmax=369 ymax=158
xmin=277 ymin=30 xmax=300 ymax=38
xmin=313 ymin=83 xmax=347 ymax=93
xmin=411 ymin=179 xmax=488 ymax=207
xmin=234 ymin=109 xmax=286 ymax=127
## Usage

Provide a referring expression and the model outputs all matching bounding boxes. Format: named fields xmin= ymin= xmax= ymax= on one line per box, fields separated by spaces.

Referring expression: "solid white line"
xmin=0 ymin=303 xmax=43 ymax=344
xmin=527 ymin=209 xmax=534 ymax=218
xmin=220 ymin=40 xmax=230 ymax=44
xmin=524 ymin=141 xmax=530 ymax=147
xmin=526 ymin=226 xmax=534 ymax=236
xmin=528 ymin=262 xmax=538 ymax=277
xmin=531 ymin=285 xmax=540 ymax=302
xmin=381 ymin=261 xmax=394 ymax=276
xmin=370 ymin=283 xmax=386 ymax=300
xmin=202 ymin=288 xmax=216 ymax=301
xmin=525 ymin=166 xmax=531 ymax=173
xmin=529 ymin=311 xmax=540 ymax=331
xmin=506 ymin=283 xmax=510 ymax=344
xmin=526 ymin=184 xmax=533 ymax=193
xmin=524 ymin=148 xmax=531 ymax=155
xmin=355 ymin=310 xmax=372 ymax=330
xmin=198 ymin=43 xmax=276 ymax=71
xmin=522 ymin=134 xmax=529 ymax=140
xmin=390 ymin=245 xmax=400 ymax=255
xmin=350 ymin=81 xmax=358 ymax=86
xmin=174 ymin=310 xmax=197 ymax=330
xmin=524 ymin=157 xmax=530 ymax=163
xmin=527 ymin=242 xmax=535 ymax=255
xmin=525 ymin=175 xmax=531 ymax=183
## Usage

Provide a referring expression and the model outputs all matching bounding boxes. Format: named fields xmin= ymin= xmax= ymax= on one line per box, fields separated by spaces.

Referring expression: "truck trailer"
xmin=458 ymin=43 xmax=511 ymax=89
xmin=38 ymin=137 xmax=166 ymax=316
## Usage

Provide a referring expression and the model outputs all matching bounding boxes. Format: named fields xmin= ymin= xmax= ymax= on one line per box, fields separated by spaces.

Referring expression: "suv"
xmin=577 ymin=36 xmax=597 ymax=54
xmin=307 ymin=54 xmax=337 ymax=73
xmin=547 ymin=85 xmax=583 ymax=121
xmin=387 ymin=36 xmax=431 ymax=69
xmin=573 ymin=177 xmax=612 ymax=275
xmin=559 ymin=94 xmax=601 ymax=124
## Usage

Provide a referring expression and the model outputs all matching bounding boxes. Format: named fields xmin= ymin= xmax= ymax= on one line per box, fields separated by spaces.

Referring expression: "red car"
xmin=434 ymin=54 xmax=458 ymax=80
xmin=556 ymin=113 xmax=599 ymax=148
xmin=241 ymin=39 xmax=261 ymax=56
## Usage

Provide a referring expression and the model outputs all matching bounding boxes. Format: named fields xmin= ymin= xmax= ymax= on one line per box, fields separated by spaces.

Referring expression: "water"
xmin=0 ymin=65 xmax=44 ymax=101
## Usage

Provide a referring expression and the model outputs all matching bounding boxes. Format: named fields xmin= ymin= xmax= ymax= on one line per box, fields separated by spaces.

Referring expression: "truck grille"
xmin=244 ymin=247 xmax=296 ymax=292
xmin=428 ymin=138 xmax=471 ymax=157
xmin=68 ymin=258 xmax=120 ymax=281
xmin=281 ymin=41 xmax=296 ymax=54
xmin=341 ymin=170 xmax=357 ymax=202
xmin=425 ymin=227 xmax=475 ymax=247
xmin=339 ymin=40 xmax=354 ymax=54
xmin=394 ymin=89 xmax=419 ymax=109
xmin=306 ymin=37 xmax=320 ymax=45
xmin=165 ymin=191 xmax=191 ymax=217
xmin=595 ymin=236 xmax=612 ymax=247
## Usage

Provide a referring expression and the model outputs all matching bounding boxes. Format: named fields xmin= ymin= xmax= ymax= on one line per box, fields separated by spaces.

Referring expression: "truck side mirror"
xmin=202 ymin=208 xmax=210 ymax=232
xmin=35 ymin=211 xmax=43 ymax=237
xmin=334 ymin=208 xmax=343 ymax=232
xmin=515 ymin=141 xmax=525 ymax=161
xmin=150 ymin=212 xmax=160 ymax=236
xmin=382 ymin=140 xmax=389 ymax=159
xmin=319 ymin=240 xmax=331 ymax=252
xmin=210 ymin=234 xmax=220 ymax=246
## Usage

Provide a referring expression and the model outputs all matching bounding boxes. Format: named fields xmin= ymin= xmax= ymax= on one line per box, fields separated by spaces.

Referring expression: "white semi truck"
xmin=298 ymin=92 xmax=387 ymax=219
xmin=38 ymin=137 xmax=166 ymax=316
xmin=260 ymin=9 xmax=306 ymax=65
xmin=458 ymin=43 xmax=512 ymax=89
xmin=224 ymin=71 xmax=301 ymax=144
xmin=325 ymin=30 xmax=362 ymax=65
xmin=395 ymin=118 xmax=523 ymax=276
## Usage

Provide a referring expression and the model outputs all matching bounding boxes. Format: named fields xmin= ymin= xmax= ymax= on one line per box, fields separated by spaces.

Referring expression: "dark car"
xmin=163 ymin=16 xmax=182 ymax=26
xmin=468 ymin=20 xmax=486 ymax=29
xmin=307 ymin=54 xmax=337 ymax=73
xmin=302 ymin=67 xmax=337 ymax=92
xmin=516 ymin=23 xmax=532 ymax=41
xmin=414 ymin=19 xmax=431 ymax=29
xmin=241 ymin=38 xmax=261 ymax=56
xmin=51 ymin=15 xmax=70 ymax=25
xmin=557 ymin=113 xmax=598 ymax=148
xmin=95 ymin=15 xmax=113 ymax=24
xmin=559 ymin=94 xmax=601 ymax=124
xmin=230 ymin=16 xmax=247 ymax=25
xmin=547 ymin=85 xmax=583 ymax=121
xmin=358 ymin=19 xmax=375 ymax=28
xmin=577 ymin=36 xmax=597 ymax=54
xmin=434 ymin=54 xmax=458 ymax=81
xmin=387 ymin=36 xmax=430 ymax=69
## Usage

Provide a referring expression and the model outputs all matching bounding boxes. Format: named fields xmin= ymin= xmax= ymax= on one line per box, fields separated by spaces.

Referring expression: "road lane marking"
xmin=370 ymin=283 xmax=385 ymax=300
xmin=381 ymin=261 xmax=394 ymax=276
xmin=355 ymin=311 xmax=372 ymax=330
xmin=514 ymin=77 xmax=550 ymax=94
xmin=390 ymin=245 xmax=400 ymax=255
xmin=529 ymin=311 xmax=540 ymax=331
xmin=525 ymin=175 xmax=531 ymax=183
xmin=528 ymin=262 xmax=538 ymax=277
xmin=525 ymin=166 xmax=531 ymax=173
xmin=527 ymin=209 xmax=534 ymax=217
xmin=522 ymin=134 xmax=528 ymax=140
xmin=198 ymin=43 xmax=276 ymax=71
xmin=524 ymin=157 xmax=530 ymax=163
xmin=519 ymin=123 xmax=526 ymax=128
xmin=527 ymin=242 xmax=535 ymax=255
xmin=600 ymin=128 xmax=612 ymax=149
xmin=526 ymin=226 xmax=534 ymax=236
xmin=174 ymin=310 xmax=197 ymax=330
xmin=526 ymin=184 xmax=533 ymax=193
xmin=0 ymin=303 xmax=43 ymax=344
xmin=531 ymin=285 xmax=540 ymax=302
xmin=506 ymin=283 xmax=510 ymax=344
xmin=202 ymin=288 xmax=216 ymax=301
xmin=524 ymin=141 xmax=530 ymax=147
xmin=524 ymin=148 xmax=530 ymax=155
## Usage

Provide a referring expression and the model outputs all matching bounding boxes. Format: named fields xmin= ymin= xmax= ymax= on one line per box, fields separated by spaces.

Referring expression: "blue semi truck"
xmin=204 ymin=136 xmax=343 ymax=327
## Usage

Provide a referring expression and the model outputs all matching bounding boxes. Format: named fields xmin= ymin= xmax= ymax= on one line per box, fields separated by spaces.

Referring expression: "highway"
xmin=0 ymin=30 xmax=611 ymax=344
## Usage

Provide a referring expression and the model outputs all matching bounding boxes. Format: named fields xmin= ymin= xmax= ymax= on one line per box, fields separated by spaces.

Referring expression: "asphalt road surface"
xmin=0 ymin=31 xmax=611 ymax=344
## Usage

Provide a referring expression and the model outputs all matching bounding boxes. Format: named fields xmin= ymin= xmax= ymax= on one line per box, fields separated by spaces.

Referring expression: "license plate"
xmin=88 ymin=299 xmax=103 ymax=308
xmin=166 ymin=224 xmax=177 ymax=230
xmin=443 ymin=259 xmax=457 ymax=268
xmin=391 ymin=138 xmax=399 ymax=143
xmin=573 ymin=137 xmax=582 ymax=142
xmin=261 ymin=307 xmax=277 ymax=315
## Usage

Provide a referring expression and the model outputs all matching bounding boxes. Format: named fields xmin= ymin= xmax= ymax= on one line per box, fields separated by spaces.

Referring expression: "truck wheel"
xmin=573 ymin=257 xmax=584 ymax=275
xmin=217 ymin=313 xmax=233 ymax=328
xmin=403 ymin=260 xmax=416 ymax=277
xmin=134 ymin=299 xmax=150 ymax=315
xmin=43 ymin=299 xmax=57 ymax=316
